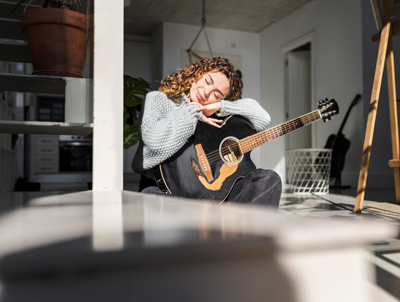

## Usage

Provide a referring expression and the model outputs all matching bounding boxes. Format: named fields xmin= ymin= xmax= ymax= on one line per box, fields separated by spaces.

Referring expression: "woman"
xmin=132 ymin=57 xmax=281 ymax=207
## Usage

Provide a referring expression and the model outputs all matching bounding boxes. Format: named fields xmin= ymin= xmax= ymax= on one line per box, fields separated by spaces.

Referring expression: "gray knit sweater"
xmin=131 ymin=91 xmax=271 ymax=178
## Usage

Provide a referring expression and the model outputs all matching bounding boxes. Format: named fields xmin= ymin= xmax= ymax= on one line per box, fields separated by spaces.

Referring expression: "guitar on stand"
xmin=324 ymin=94 xmax=361 ymax=189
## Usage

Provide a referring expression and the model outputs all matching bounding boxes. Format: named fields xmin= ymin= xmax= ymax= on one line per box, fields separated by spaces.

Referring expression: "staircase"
xmin=0 ymin=0 xmax=93 ymax=191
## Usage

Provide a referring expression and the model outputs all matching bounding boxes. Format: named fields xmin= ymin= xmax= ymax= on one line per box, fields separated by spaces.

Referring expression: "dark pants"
xmin=140 ymin=169 xmax=281 ymax=208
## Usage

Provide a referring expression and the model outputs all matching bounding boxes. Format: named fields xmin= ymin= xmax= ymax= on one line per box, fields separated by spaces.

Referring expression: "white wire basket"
xmin=285 ymin=148 xmax=332 ymax=194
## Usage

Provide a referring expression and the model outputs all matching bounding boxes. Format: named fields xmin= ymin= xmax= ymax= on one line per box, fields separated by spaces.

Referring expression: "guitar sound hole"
xmin=220 ymin=137 xmax=243 ymax=165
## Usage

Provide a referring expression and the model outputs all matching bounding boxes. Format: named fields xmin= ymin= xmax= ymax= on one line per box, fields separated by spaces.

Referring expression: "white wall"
xmin=123 ymin=39 xmax=152 ymax=176
xmin=161 ymin=22 xmax=263 ymax=166
xmin=162 ymin=22 xmax=260 ymax=98
xmin=124 ymin=39 xmax=152 ymax=83
xmin=150 ymin=25 xmax=164 ymax=90
xmin=259 ymin=0 xmax=364 ymax=186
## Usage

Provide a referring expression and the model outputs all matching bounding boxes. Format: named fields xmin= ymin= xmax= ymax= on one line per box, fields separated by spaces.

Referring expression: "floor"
xmin=1 ymin=182 xmax=400 ymax=301
xmin=279 ymin=185 xmax=400 ymax=301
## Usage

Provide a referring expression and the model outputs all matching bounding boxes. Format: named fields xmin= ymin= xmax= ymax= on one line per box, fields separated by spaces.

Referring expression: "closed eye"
xmin=214 ymin=92 xmax=222 ymax=100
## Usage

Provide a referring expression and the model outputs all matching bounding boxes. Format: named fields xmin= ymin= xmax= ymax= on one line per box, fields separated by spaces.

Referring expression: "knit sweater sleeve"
xmin=220 ymin=98 xmax=271 ymax=132
xmin=139 ymin=91 xmax=202 ymax=170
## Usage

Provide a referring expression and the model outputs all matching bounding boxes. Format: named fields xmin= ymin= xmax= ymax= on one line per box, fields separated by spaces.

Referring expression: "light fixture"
xmin=186 ymin=0 xmax=213 ymax=63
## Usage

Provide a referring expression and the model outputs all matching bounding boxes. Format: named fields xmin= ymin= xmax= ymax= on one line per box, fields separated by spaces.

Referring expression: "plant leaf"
xmin=124 ymin=94 xmax=142 ymax=107
xmin=7 ymin=0 xmax=28 ymax=16
xmin=123 ymin=111 xmax=130 ymax=124
xmin=123 ymin=75 xmax=151 ymax=149
xmin=42 ymin=0 xmax=51 ymax=8
xmin=123 ymin=124 xmax=140 ymax=149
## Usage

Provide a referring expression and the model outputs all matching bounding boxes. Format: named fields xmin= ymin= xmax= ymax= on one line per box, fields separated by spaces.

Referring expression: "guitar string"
xmin=207 ymin=108 xmax=332 ymax=167
xmin=205 ymin=119 xmax=302 ymax=162
xmin=207 ymin=132 xmax=289 ymax=166
xmin=203 ymin=111 xmax=322 ymax=165
xmin=206 ymin=112 xmax=316 ymax=157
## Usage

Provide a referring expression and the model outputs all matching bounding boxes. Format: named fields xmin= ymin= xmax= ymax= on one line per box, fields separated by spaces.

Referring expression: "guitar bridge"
xmin=195 ymin=144 xmax=214 ymax=182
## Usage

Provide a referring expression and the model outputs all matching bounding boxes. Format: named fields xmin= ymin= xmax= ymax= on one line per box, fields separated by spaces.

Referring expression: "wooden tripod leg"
xmin=386 ymin=34 xmax=400 ymax=202
xmin=354 ymin=22 xmax=392 ymax=212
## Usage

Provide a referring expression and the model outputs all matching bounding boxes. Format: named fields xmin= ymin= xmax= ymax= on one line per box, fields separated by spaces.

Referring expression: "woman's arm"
xmin=140 ymin=91 xmax=202 ymax=170
xmin=220 ymin=98 xmax=271 ymax=132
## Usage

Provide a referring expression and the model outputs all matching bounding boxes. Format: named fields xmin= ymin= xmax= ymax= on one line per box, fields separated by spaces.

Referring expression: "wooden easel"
xmin=354 ymin=0 xmax=400 ymax=212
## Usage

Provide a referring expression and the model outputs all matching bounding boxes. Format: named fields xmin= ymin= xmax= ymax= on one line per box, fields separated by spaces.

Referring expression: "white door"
xmin=285 ymin=50 xmax=312 ymax=150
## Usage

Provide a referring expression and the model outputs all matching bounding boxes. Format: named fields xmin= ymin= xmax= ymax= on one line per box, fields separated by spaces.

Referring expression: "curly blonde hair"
xmin=159 ymin=57 xmax=243 ymax=101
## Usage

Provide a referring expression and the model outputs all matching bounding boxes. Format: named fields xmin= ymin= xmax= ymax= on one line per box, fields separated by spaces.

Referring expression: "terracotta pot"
xmin=21 ymin=8 xmax=87 ymax=78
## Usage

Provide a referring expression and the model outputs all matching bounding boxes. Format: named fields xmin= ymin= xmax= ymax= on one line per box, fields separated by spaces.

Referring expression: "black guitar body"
xmin=324 ymin=133 xmax=350 ymax=180
xmin=324 ymin=94 xmax=360 ymax=187
xmin=155 ymin=115 xmax=257 ymax=202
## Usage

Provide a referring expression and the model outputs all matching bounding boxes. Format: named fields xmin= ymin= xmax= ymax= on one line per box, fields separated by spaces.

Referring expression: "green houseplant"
xmin=85 ymin=76 xmax=151 ymax=148
xmin=123 ymin=75 xmax=152 ymax=149
xmin=9 ymin=0 xmax=87 ymax=78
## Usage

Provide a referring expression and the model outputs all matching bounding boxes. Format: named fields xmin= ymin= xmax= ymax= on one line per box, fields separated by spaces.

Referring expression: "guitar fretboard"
xmin=239 ymin=110 xmax=322 ymax=153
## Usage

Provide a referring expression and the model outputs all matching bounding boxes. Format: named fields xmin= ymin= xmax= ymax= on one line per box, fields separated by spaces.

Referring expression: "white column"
xmin=92 ymin=0 xmax=124 ymax=191
xmin=92 ymin=190 xmax=124 ymax=251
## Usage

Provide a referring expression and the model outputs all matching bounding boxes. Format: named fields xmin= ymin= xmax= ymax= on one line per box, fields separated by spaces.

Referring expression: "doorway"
xmin=284 ymin=42 xmax=312 ymax=150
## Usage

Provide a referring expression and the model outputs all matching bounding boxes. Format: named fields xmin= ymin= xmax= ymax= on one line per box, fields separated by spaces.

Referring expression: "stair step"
xmin=0 ymin=17 xmax=25 ymax=40
xmin=0 ymin=72 xmax=66 ymax=94
xmin=0 ymin=41 xmax=31 ymax=63
xmin=0 ymin=120 xmax=93 ymax=135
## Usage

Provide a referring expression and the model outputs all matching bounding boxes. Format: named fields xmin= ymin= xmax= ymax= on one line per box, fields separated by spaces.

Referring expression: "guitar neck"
xmin=239 ymin=110 xmax=322 ymax=153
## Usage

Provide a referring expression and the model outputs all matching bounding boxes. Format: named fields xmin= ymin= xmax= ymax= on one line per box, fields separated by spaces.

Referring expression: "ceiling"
xmin=124 ymin=0 xmax=313 ymax=36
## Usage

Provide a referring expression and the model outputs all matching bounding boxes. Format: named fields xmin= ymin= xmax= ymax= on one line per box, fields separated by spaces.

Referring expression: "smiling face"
xmin=189 ymin=72 xmax=230 ymax=105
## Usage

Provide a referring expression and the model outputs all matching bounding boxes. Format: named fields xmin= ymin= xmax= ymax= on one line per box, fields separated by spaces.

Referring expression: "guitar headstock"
xmin=351 ymin=94 xmax=362 ymax=107
xmin=318 ymin=98 xmax=339 ymax=122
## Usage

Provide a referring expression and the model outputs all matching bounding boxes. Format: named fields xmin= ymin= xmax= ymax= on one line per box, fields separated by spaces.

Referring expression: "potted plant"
xmin=9 ymin=0 xmax=87 ymax=78
xmin=123 ymin=75 xmax=152 ymax=149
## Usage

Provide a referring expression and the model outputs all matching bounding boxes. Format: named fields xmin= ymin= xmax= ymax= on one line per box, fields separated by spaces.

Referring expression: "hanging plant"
xmin=123 ymin=75 xmax=152 ymax=149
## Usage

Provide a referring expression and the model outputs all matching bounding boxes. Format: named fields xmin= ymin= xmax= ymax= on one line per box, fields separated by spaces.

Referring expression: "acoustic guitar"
xmin=324 ymin=94 xmax=361 ymax=188
xmin=154 ymin=98 xmax=339 ymax=202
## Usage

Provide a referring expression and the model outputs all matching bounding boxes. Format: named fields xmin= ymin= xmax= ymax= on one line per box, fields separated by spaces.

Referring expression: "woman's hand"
xmin=200 ymin=115 xmax=223 ymax=128
xmin=196 ymin=102 xmax=222 ymax=117
xmin=181 ymin=102 xmax=223 ymax=128
xmin=181 ymin=102 xmax=222 ymax=117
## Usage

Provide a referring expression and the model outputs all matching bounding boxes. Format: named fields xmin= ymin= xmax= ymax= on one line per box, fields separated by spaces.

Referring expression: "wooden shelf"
xmin=0 ymin=120 xmax=93 ymax=135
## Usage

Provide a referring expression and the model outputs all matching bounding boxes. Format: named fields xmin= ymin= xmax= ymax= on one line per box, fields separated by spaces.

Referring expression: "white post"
xmin=92 ymin=0 xmax=124 ymax=191
xmin=92 ymin=190 xmax=124 ymax=251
